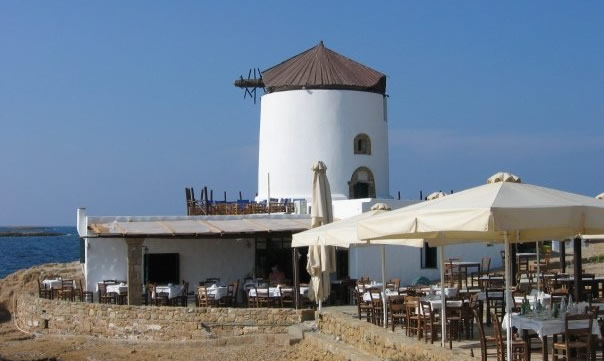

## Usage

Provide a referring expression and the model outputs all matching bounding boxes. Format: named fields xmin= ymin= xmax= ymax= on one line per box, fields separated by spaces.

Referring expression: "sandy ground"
xmin=0 ymin=263 xmax=344 ymax=361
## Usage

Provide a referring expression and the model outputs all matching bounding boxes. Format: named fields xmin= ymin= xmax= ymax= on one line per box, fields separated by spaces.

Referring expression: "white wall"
xmin=85 ymin=237 xmax=255 ymax=299
xmin=349 ymin=243 xmax=503 ymax=285
xmin=85 ymin=237 xmax=128 ymax=296
xmin=257 ymin=89 xmax=390 ymax=201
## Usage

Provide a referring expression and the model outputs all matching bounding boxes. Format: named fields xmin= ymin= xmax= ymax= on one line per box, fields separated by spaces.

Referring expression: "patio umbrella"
xmin=306 ymin=161 xmax=336 ymax=311
xmin=294 ymin=202 xmax=421 ymax=327
xmin=358 ymin=174 xmax=604 ymax=359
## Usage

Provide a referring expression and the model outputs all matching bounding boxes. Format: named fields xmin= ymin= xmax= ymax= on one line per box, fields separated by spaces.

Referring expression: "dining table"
xmin=503 ymin=309 xmax=601 ymax=361
xmin=155 ymin=284 xmax=185 ymax=299
xmin=248 ymin=286 xmax=309 ymax=298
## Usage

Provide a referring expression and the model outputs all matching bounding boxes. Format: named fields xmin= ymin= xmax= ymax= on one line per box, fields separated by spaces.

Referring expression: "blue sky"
xmin=1 ymin=1 xmax=603 ymax=225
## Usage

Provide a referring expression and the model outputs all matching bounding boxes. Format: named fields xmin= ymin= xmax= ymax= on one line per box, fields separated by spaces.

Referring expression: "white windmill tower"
xmin=236 ymin=41 xmax=390 ymax=202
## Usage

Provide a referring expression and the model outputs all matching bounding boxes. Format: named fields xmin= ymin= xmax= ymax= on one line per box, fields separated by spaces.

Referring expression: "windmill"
xmin=234 ymin=68 xmax=264 ymax=104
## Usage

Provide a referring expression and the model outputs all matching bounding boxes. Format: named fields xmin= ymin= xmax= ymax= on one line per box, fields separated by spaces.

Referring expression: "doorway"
xmin=144 ymin=253 xmax=180 ymax=285
xmin=348 ymin=167 xmax=376 ymax=199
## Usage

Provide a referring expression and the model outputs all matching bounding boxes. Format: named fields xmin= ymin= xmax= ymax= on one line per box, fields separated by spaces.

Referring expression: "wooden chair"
xmin=491 ymin=311 xmax=528 ymax=361
xmin=243 ymin=284 xmax=256 ymax=307
xmin=552 ymin=312 xmax=593 ymax=361
xmin=73 ymin=279 xmax=93 ymax=303
xmin=445 ymin=299 xmax=463 ymax=346
xmin=172 ymin=281 xmax=189 ymax=307
xmin=219 ymin=280 xmax=238 ymax=307
xmin=154 ymin=287 xmax=170 ymax=307
xmin=97 ymin=283 xmax=116 ymax=304
xmin=279 ymin=286 xmax=295 ymax=308
xmin=486 ymin=287 xmax=505 ymax=325
xmin=37 ymin=280 xmax=52 ymax=299
xmin=369 ymin=288 xmax=383 ymax=326
xmin=355 ymin=289 xmax=373 ymax=322
xmin=472 ymin=257 xmax=492 ymax=287
xmin=197 ymin=286 xmax=216 ymax=307
xmin=389 ymin=295 xmax=406 ymax=332
xmin=420 ymin=301 xmax=443 ymax=346
xmin=255 ymin=285 xmax=272 ymax=308
xmin=473 ymin=308 xmax=498 ymax=361
xmin=57 ymin=279 xmax=75 ymax=301
xmin=404 ymin=296 xmax=422 ymax=338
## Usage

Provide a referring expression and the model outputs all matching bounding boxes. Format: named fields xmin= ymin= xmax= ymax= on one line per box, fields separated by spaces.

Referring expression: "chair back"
xmin=473 ymin=309 xmax=488 ymax=361
xmin=62 ymin=279 xmax=74 ymax=290
xmin=420 ymin=300 xmax=433 ymax=321
xmin=279 ymin=286 xmax=295 ymax=308
xmin=98 ymin=282 xmax=108 ymax=296
xmin=490 ymin=311 xmax=505 ymax=361
xmin=197 ymin=286 xmax=209 ymax=307
xmin=563 ymin=313 xmax=593 ymax=348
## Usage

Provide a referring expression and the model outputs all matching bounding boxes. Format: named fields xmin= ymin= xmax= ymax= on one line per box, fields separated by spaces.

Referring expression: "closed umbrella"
xmin=306 ymin=161 xmax=336 ymax=311
xmin=358 ymin=173 xmax=604 ymax=358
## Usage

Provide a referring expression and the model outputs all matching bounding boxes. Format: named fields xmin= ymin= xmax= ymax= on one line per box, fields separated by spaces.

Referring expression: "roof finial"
xmin=319 ymin=40 xmax=324 ymax=46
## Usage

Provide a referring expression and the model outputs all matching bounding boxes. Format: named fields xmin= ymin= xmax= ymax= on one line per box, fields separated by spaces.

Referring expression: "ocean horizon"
xmin=0 ymin=226 xmax=80 ymax=279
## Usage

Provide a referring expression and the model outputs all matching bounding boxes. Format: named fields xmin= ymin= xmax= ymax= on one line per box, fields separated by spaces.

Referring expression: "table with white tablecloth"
xmin=503 ymin=311 xmax=601 ymax=361
xmin=361 ymin=289 xmax=399 ymax=302
xmin=43 ymin=279 xmax=74 ymax=289
xmin=206 ymin=285 xmax=228 ymax=300
xmin=248 ymin=286 xmax=308 ymax=298
xmin=155 ymin=284 xmax=185 ymax=299
xmin=106 ymin=284 xmax=128 ymax=295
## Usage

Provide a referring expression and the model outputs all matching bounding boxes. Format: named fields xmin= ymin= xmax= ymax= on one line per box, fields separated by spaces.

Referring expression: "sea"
xmin=0 ymin=226 xmax=80 ymax=279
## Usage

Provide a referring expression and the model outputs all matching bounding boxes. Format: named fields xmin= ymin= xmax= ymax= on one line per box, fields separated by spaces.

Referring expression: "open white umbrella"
xmin=294 ymin=202 xmax=419 ymax=327
xmin=306 ymin=161 xmax=336 ymax=311
xmin=358 ymin=175 xmax=604 ymax=358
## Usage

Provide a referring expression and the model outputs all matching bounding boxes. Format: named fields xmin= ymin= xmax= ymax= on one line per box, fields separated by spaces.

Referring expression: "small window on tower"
xmin=353 ymin=134 xmax=371 ymax=155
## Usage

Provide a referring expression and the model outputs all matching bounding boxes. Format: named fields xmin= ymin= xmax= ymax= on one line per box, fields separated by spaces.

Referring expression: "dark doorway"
xmin=144 ymin=253 xmax=180 ymax=285
xmin=353 ymin=183 xmax=369 ymax=198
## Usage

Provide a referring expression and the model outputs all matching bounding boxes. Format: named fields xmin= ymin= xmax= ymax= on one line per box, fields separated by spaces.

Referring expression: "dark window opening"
xmin=353 ymin=134 xmax=371 ymax=155
xmin=144 ymin=253 xmax=180 ymax=284
xmin=421 ymin=243 xmax=437 ymax=269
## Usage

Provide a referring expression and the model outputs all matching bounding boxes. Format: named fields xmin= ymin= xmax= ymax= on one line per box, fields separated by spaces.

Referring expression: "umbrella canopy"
xmin=294 ymin=203 xmax=394 ymax=248
xmin=487 ymin=172 xmax=522 ymax=184
xmin=358 ymin=181 xmax=604 ymax=246
xmin=582 ymin=193 xmax=604 ymax=240
xmin=306 ymin=161 xmax=336 ymax=304
xmin=597 ymin=193 xmax=604 ymax=200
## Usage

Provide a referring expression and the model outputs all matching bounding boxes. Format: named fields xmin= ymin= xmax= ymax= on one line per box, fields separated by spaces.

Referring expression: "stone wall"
xmin=15 ymin=294 xmax=313 ymax=341
xmin=316 ymin=311 xmax=475 ymax=361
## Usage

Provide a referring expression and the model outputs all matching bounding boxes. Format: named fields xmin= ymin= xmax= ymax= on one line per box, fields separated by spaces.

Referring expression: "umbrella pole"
xmin=381 ymin=245 xmax=387 ymax=328
xmin=318 ymin=300 xmax=322 ymax=311
xmin=505 ymin=232 xmax=512 ymax=361
xmin=439 ymin=246 xmax=446 ymax=348
xmin=536 ymin=241 xmax=541 ymax=292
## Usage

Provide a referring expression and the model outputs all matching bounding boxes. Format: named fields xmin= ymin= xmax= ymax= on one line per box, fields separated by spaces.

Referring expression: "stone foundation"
xmin=15 ymin=294 xmax=313 ymax=341
xmin=316 ymin=311 xmax=474 ymax=361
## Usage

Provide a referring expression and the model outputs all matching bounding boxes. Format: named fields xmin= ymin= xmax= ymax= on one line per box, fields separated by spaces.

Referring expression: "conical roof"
xmin=262 ymin=41 xmax=386 ymax=94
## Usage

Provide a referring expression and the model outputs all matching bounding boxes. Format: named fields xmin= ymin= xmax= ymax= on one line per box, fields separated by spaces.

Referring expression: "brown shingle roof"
xmin=262 ymin=41 xmax=386 ymax=94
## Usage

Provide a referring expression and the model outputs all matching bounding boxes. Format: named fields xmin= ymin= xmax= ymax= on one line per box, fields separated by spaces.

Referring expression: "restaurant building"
xmin=77 ymin=42 xmax=503 ymax=303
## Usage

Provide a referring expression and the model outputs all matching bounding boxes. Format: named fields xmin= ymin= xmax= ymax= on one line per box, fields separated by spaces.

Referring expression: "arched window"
xmin=353 ymin=134 xmax=371 ymax=155
xmin=348 ymin=167 xmax=376 ymax=199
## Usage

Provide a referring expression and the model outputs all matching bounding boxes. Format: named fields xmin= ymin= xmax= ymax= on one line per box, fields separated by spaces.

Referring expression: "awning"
xmin=84 ymin=214 xmax=312 ymax=239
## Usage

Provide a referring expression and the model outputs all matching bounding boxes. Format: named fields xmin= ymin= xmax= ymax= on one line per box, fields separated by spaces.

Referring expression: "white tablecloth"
xmin=248 ymin=286 xmax=308 ymax=298
xmin=420 ymin=298 xmax=463 ymax=310
xmin=106 ymin=284 xmax=128 ymax=294
xmin=361 ymin=289 xmax=399 ymax=302
xmin=207 ymin=285 xmax=228 ymax=300
xmin=503 ymin=312 xmax=601 ymax=339
xmin=42 ymin=279 xmax=63 ymax=289
xmin=155 ymin=284 xmax=184 ymax=299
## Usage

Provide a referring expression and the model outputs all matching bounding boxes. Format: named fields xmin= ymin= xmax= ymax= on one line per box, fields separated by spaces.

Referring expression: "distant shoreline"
xmin=0 ymin=231 xmax=67 ymax=237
